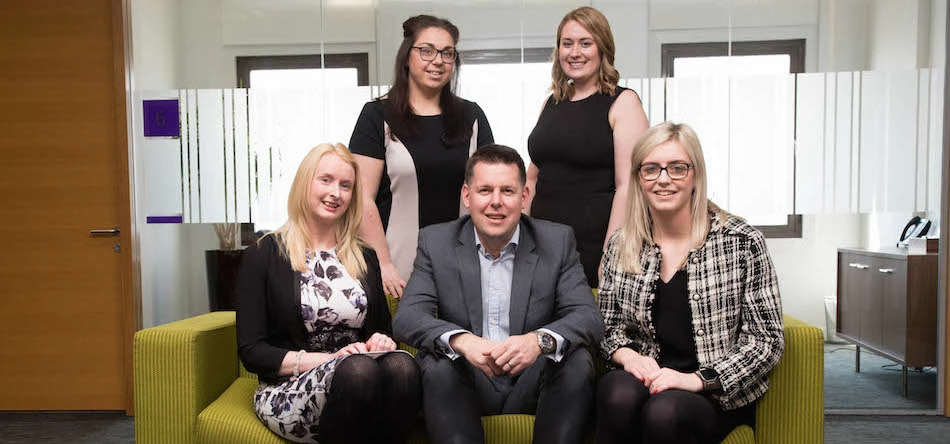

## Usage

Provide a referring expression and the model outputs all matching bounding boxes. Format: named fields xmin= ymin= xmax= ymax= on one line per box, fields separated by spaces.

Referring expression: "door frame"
xmin=941 ymin=0 xmax=950 ymax=418
xmin=111 ymin=0 xmax=140 ymax=415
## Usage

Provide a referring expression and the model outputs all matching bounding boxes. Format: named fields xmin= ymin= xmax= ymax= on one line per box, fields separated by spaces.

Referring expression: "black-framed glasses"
xmin=638 ymin=162 xmax=692 ymax=180
xmin=412 ymin=46 xmax=458 ymax=63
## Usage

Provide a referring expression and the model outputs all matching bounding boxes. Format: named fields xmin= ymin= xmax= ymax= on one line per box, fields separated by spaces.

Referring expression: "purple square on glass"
xmin=143 ymin=99 xmax=181 ymax=137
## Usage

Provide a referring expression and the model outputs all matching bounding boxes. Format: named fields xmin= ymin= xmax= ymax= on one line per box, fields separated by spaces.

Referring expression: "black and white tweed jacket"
xmin=598 ymin=211 xmax=785 ymax=410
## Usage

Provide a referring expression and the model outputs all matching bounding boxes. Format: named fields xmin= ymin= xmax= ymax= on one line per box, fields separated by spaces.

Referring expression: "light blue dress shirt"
xmin=439 ymin=226 xmax=565 ymax=362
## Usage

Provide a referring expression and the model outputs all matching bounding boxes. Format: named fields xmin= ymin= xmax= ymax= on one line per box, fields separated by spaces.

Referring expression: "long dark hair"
xmin=384 ymin=15 xmax=471 ymax=146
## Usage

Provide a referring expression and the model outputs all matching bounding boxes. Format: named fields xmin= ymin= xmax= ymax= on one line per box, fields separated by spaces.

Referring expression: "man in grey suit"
xmin=393 ymin=144 xmax=605 ymax=444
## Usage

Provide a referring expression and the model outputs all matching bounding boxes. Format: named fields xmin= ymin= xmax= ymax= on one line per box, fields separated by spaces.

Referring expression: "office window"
xmin=235 ymin=54 xmax=370 ymax=240
xmin=661 ymin=39 xmax=805 ymax=77
xmin=236 ymin=53 xmax=369 ymax=88
xmin=662 ymin=40 xmax=805 ymax=238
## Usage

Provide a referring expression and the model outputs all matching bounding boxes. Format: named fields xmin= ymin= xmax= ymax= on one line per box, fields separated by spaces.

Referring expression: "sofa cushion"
xmin=196 ymin=377 xmax=285 ymax=444
xmin=722 ymin=425 xmax=754 ymax=444
xmin=196 ymin=375 xmax=755 ymax=444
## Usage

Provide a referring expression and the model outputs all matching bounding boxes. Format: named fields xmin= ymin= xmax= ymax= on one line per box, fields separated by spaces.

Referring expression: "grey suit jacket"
xmin=393 ymin=215 xmax=605 ymax=357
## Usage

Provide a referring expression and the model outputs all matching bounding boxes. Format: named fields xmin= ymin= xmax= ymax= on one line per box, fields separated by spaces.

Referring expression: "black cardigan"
xmin=236 ymin=235 xmax=391 ymax=384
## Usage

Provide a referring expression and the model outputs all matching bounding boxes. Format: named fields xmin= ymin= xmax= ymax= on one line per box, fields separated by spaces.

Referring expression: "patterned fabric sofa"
xmin=133 ymin=301 xmax=823 ymax=444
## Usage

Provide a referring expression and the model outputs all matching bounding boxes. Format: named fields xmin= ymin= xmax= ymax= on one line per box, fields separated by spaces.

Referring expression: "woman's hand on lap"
xmin=615 ymin=348 xmax=661 ymax=381
xmin=366 ymin=333 xmax=397 ymax=352
xmin=336 ymin=342 xmax=369 ymax=356
xmin=644 ymin=368 xmax=703 ymax=394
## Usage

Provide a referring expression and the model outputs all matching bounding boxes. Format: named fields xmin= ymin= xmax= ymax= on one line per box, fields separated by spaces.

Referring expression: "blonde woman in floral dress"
xmin=236 ymin=143 xmax=420 ymax=444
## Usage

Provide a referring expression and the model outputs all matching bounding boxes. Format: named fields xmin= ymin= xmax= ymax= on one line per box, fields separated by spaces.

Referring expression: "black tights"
xmin=319 ymin=353 xmax=421 ymax=444
xmin=596 ymin=370 xmax=754 ymax=444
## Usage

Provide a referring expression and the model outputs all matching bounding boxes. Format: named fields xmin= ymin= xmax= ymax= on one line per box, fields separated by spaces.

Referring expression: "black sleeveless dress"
xmin=527 ymin=87 xmax=628 ymax=287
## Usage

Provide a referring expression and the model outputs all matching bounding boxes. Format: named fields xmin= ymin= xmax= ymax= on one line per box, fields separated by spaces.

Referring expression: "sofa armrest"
xmin=756 ymin=315 xmax=824 ymax=444
xmin=134 ymin=312 xmax=240 ymax=444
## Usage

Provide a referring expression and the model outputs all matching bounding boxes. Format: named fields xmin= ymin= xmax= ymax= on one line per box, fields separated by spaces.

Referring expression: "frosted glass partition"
xmin=662 ymin=74 xmax=794 ymax=224
xmin=181 ymin=89 xmax=253 ymax=224
xmin=248 ymin=86 xmax=375 ymax=229
xmin=133 ymin=69 xmax=943 ymax=227
xmin=793 ymin=69 xmax=944 ymax=216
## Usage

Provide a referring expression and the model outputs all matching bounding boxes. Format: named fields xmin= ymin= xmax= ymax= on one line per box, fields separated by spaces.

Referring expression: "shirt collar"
xmin=475 ymin=224 xmax=520 ymax=257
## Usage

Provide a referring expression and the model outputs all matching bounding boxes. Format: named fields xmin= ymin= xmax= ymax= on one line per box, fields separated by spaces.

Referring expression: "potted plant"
xmin=205 ymin=223 xmax=244 ymax=311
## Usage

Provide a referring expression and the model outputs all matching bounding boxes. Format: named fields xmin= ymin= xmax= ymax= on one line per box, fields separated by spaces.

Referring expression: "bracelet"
xmin=292 ymin=350 xmax=306 ymax=381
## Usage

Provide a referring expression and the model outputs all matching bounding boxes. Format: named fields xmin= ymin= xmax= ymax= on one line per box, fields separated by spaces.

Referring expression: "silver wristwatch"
xmin=535 ymin=331 xmax=556 ymax=354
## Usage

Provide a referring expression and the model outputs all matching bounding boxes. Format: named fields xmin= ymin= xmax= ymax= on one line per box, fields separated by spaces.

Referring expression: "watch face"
xmin=699 ymin=368 xmax=717 ymax=381
xmin=538 ymin=332 xmax=555 ymax=353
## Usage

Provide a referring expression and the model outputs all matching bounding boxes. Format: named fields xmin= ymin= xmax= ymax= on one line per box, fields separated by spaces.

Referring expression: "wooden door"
xmin=0 ymin=0 xmax=135 ymax=411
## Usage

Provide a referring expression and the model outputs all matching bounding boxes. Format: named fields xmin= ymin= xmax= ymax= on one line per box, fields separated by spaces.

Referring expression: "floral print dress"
xmin=253 ymin=249 xmax=369 ymax=443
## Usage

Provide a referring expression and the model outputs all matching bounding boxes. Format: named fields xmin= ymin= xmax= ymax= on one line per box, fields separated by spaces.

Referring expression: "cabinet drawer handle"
xmin=849 ymin=263 xmax=869 ymax=269
xmin=878 ymin=268 xmax=895 ymax=274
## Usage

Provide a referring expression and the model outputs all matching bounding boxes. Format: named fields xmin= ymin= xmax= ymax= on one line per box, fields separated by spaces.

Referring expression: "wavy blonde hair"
xmin=267 ymin=143 xmax=366 ymax=278
xmin=614 ymin=122 xmax=726 ymax=274
xmin=550 ymin=6 xmax=620 ymax=103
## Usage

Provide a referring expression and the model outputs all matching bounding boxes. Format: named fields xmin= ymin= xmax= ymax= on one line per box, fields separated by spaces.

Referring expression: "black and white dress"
xmin=349 ymin=99 xmax=493 ymax=279
xmin=252 ymin=249 xmax=375 ymax=443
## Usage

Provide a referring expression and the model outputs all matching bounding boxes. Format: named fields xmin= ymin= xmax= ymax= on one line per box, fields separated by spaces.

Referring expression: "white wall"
xmin=869 ymin=0 xmax=931 ymax=71
xmin=179 ymin=0 xmax=378 ymax=88
xmin=767 ymin=215 xmax=864 ymax=334
xmin=172 ymin=0 xmax=872 ymax=87
xmin=647 ymin=0 xmax=824 ymax=76
xmin=130 ymin=0 xmax=191 ymax=328
xmin=864 ymin=0 xmax=944 ymax=251
xmin=132 ymin=0 xmax=181 ymax=89
xmin=818 ymin=0 xmax=870 ymax=72
xmin=933 ymin=0 xmax=947 ymax=71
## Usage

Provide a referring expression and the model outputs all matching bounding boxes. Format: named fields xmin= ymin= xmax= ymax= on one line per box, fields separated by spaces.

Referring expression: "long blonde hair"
xmin=614 ymin=122 xmax=724 ymax=274
xmin=267 ymin=143 xmax=367 ymax=278
xmin=550 ymin=6 xmax=620 ymax=103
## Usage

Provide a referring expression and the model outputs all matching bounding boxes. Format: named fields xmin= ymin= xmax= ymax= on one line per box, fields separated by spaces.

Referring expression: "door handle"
xmin=90 ymin=226 xmax=120 ymax=236
xmin=878 ymin=268 xmax=895 ymax=274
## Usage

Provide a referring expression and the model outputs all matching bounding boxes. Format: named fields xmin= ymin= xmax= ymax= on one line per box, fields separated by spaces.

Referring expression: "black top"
xmin=527 ymin=88 xmax=630 ymax=287
xmin=652 ymin=269 xmax=699 ymax=372
xmin=235 ymin=235 xmax=392 ymax=384
xmin=348 ymin=99 xmax=493 ymax=230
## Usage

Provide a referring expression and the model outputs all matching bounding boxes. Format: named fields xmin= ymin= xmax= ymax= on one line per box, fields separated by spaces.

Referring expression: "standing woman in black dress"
xmin=349 ymin=15 xmax=493 ymax=298
xmin=527 ymin=6 xmax=649 ymax=287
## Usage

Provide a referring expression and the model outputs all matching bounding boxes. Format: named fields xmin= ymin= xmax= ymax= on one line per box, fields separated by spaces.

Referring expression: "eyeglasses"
xmin=412 ymin=46 xmax=458 ymax=63
xmin=638 ymin=162 xmax=692 ymax=180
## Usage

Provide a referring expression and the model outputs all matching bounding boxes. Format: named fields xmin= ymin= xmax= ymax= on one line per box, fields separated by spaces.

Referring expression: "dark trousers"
xmin=595 ymin=369 xmax=755 ymax=444
xmin=419 ymin=347 xmax=595 ymax=444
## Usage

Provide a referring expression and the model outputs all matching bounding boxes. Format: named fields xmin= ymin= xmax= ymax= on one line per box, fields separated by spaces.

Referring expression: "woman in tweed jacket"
xmin=595 ymin=122 xmax=784 ymax=444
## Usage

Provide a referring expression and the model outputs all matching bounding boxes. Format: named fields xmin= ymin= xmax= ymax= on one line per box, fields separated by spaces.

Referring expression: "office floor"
xmin=825 ymin=343 xmax=938 ymax=410
xmin=2 ymin=412 xmax=950 ymax=443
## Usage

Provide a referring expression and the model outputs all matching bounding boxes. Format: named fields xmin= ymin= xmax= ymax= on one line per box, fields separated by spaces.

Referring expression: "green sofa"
xmin=134 ymin=308 xmax=823 ymax=444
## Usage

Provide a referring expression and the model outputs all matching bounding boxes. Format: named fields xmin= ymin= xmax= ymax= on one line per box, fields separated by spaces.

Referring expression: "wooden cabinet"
xmin=836 ymin=247 xmax=938 ymax=393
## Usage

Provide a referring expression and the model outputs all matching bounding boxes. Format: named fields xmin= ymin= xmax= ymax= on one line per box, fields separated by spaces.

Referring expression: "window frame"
xmin=460 ymin=47 xmax=552 ymax=65
xmin=661 ymin=39 xmax=805 ymax=238
xmin=235 ymin=53 xmax=370 ymax=88
xmin=661 ymin=39 xmax=805 ymax=77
